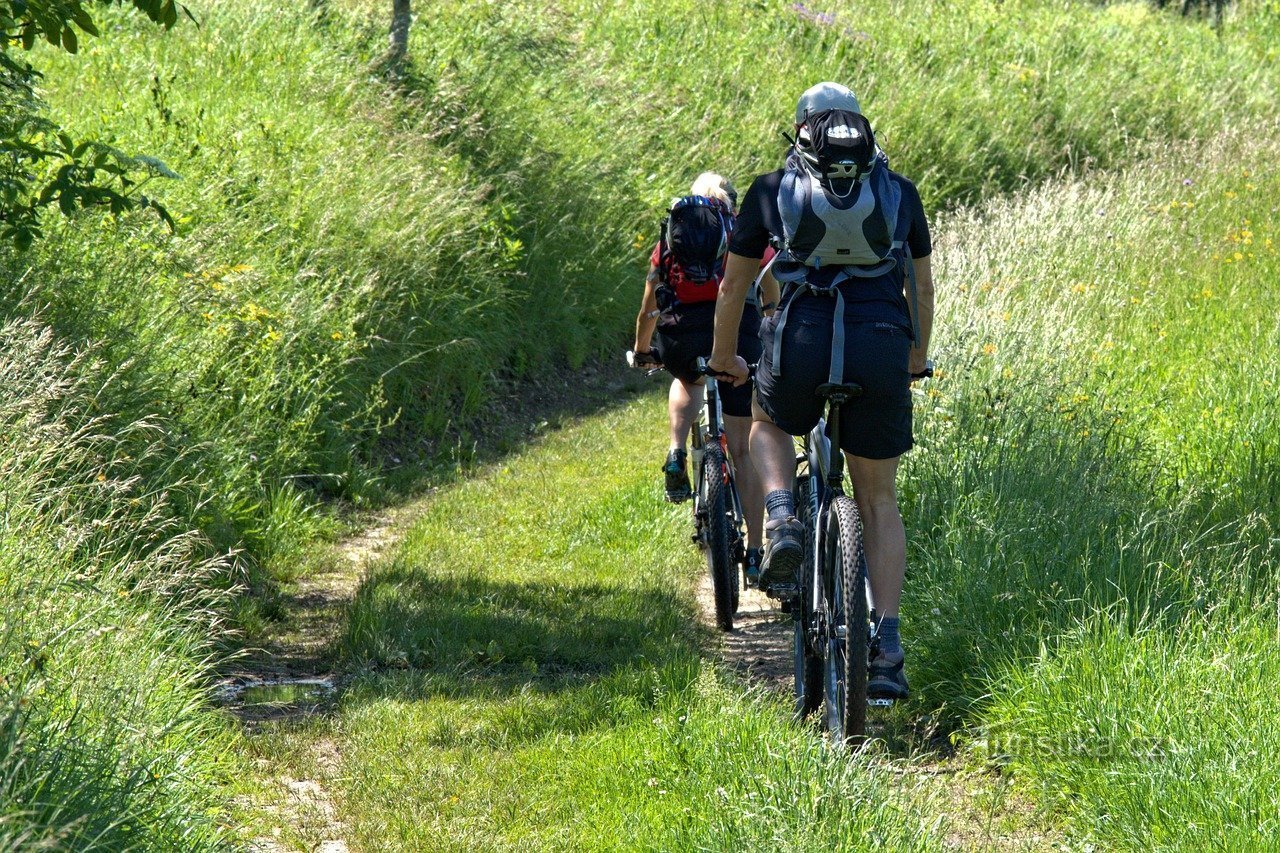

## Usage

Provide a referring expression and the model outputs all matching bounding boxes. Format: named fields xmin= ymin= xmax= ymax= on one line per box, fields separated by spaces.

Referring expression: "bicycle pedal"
xmin=866 ymin=698 xmax=895 ymax=709
xmin=764 ymin=583 xmax=799 ymax=602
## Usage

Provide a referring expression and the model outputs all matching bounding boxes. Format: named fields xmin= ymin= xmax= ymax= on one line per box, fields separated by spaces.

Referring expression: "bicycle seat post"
xmin=815 ymin=382 xmax=862 ymax=491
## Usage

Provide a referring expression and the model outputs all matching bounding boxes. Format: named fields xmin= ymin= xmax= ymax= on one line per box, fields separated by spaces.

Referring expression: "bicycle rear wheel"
xmin=701 ymin=442 xmax=737 ymax=631
xmin=823 ymin=494 xmax=868 ymax=746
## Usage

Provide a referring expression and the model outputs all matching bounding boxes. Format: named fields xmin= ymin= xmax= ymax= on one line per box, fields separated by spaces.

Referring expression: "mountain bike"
xmin=692 ymin=357 xmax=749 ymax=632
xmin=786 ymin=362 xmax=933 ymax=746
xmin=626 ymin=351 xmax=748 ymax=632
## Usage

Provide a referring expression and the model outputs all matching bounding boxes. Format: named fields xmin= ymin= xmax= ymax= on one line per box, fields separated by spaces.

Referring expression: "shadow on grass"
xmin=316 ymin=557 xmax=706 ymax=750
xmin=343 ymin=561 xmax=697 ymax=677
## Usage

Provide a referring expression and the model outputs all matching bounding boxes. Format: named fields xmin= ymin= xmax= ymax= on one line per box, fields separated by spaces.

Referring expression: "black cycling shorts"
xmin=755 ymin=293 xmax=913 ymax=459
xmin=654 ymin=304 xmax=761 ymax=418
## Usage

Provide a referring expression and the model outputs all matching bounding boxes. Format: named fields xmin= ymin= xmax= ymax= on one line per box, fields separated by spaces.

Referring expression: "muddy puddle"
xmin=216 ymin=676 xmax=339 ymax=721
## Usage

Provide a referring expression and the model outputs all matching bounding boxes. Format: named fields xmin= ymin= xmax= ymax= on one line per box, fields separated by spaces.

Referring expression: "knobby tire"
xmin=701 ymin=443 xmax=736 ymax=632
xmin=824 ymin=494 xmax=868 ymax=746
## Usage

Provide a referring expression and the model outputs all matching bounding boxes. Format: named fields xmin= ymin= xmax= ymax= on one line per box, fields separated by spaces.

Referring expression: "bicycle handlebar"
xmin=696 ymin=356 xmax=758 ymax=381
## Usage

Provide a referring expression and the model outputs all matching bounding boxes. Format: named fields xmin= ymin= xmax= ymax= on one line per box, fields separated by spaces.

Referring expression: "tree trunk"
xmin=388 ymin=0 xmax=412 ymax=69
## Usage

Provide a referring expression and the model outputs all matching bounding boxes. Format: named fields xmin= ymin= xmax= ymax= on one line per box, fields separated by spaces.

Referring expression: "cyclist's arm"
xmin=758 ymin=267 xmax=781 ymax=317
xmin=708 ymin=251 xmax=758 ymax=377
xmin=907 ymin=254 xmax=934 ymax=375
xmin=634 ymin=264 xmax=661 ymax=353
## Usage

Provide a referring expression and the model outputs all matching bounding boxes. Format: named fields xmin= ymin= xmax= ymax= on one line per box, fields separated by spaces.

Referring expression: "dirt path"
xmin=695 ymin=572 xmax=793 ymax=690
xmin=226 ymin=504 xmax=421 ymax=853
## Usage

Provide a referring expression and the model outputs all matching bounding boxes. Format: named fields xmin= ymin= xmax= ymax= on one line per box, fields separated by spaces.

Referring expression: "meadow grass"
xmin=17 ymin=0 xmax=1280 ymax=589
xmin=0 ymin=321 xmax=235 ymax=848
xmin=4 ymin=0 xmax=1280 ymax=845
xmin=240 ymin=125 xmax=1280 ymax=848
xmin=900 ymin=125 xmax=1280 ymax=846
xmin=241 ymin=396 xmax=943 ymax=850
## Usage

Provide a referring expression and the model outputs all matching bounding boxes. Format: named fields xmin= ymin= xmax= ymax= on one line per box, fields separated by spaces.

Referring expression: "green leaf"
xmin=62 ymin=26 xmax=78 ymax=53
xmin=71 ymin=6 xmax=100 ymax=36
xmin=21 ymin=27 xmax=35 ymax=50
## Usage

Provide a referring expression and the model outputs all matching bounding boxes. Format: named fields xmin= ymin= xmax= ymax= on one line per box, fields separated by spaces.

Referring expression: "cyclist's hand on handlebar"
xmin=707 ymin=355 xmax=751 ymax=387
xmin=627 ymin=349 xmax=661 ymax=369
xmin=909 ymin=356 xmax=934 ymax=382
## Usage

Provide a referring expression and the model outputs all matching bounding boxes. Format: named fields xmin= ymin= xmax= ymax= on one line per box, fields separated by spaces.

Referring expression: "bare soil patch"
xmin=230 ymin=506 xmax=420 ymax=852
xmin=694 ymin=571 xmax=793 ymax=691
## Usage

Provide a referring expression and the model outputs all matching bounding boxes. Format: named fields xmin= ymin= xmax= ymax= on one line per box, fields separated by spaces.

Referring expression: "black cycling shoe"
xmin=760 ymin=516 xmax=803 ymax=591
xmin=866 ymin=644 xmax=910 ymax=701
xmin=663 ymin=448 xmax=692 ymax=503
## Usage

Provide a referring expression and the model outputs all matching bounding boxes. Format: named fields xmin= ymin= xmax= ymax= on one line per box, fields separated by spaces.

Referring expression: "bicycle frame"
xmin=798 ymin=396 xmax=849 ymax=657
xmin=793 ymin=385 xmax=889 ymax=725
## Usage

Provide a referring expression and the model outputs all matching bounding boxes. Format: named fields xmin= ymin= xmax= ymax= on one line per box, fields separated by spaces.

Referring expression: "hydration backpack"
xmin=768 ymin=110 xmax=922 ymax=386
xmin=776 ymin=110 xmax=902 ymax=277
xmin=655 ymin=195 xmax=733 ymax=310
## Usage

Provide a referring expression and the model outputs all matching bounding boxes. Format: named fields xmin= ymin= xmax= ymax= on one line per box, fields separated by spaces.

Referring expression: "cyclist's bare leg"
xmin=724 ymin=413 xmax=762 ymax=548
xmin=748 ymin=398 xmax=794 ymax=496
xmin=668 ymin=378 xmax=704 ymax=450
xmin=845 ymin=454 xmax=904 ymax=618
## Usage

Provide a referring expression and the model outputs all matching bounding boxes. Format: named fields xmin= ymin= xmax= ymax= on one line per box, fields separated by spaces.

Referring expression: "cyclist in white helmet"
xmin=708 ymin=83 xmax=936 ymax=700
xmin=631 ymin=172 xmax=775 ymax=579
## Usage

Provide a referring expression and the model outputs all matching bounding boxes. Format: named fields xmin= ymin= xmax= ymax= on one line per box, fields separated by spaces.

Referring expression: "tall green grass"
xmin=17 ymin=0 xmax=1280 ymax=585
xmin=0 ymin=320 xmax=234 ymax=847
xmin=4 ymin=0 xmax=1279 ymax=844
xmin=901 ymin=125 xmax=1280 ymax=846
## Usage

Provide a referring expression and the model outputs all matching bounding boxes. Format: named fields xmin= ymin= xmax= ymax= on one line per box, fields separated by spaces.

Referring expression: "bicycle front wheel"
xmin=823 ymin=494 xmax=868 ymax=746
xmin=700 ymin=442 xmax=737 ymax=632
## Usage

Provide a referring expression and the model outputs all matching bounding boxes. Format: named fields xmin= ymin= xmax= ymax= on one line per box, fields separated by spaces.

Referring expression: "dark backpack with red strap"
xmin=655 ymin=195 xmax=734 ymax=311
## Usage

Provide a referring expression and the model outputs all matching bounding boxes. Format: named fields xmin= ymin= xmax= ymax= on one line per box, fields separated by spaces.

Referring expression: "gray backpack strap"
xmin=770 ymin=284 xmax=795 ymax=380
xmin=771 ymin=272 xmax=852 ymax=385
xmin=751 ymin=250 xmax=781 ymax=307
xmin=828 ymin=285 xmax=847 ymax=386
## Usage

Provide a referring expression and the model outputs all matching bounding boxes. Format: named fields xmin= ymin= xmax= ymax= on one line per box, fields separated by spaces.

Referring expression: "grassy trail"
xmin=232 ymin=389 xmax=1053 ymax=851
xmin=230 ymin=124 xmax=1280 ymax=849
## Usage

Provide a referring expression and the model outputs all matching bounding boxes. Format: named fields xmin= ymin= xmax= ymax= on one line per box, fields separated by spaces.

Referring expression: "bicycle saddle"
xmin=815 ymin=382 xmax=864 ymax=401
